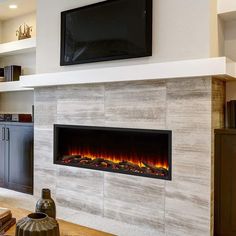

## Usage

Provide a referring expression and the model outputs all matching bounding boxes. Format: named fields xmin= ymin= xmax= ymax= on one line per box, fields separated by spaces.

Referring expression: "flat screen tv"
xmin=60 ymin=0 xmax=153 ymax=66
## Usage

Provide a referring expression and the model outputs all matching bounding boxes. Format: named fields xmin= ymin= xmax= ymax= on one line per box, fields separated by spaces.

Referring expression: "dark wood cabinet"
xmin=0 ymin=123 xmax=33 ymax=194
xmin=215 ymin=129 xmax=236 ymax=236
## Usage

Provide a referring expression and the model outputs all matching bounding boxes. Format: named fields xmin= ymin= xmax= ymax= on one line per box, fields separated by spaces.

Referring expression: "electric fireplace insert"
xmin=54 ymin=125 xmax=172 ymax=180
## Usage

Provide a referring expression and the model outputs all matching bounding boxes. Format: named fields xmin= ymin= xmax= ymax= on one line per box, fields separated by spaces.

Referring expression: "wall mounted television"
xmin=60 ymin=0 xmax=153 ymax=66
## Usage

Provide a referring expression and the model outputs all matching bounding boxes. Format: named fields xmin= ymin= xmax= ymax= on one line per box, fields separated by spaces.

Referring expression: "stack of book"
xmin=0 ymin=68 xmax=4 ymax=82
xmin=227 ymin=100 xmax=236 ymax=128
xmin=0 ymin=208 xmax=16 ymax=234
xmin=4 ymin=65 xmax=21 ymax=82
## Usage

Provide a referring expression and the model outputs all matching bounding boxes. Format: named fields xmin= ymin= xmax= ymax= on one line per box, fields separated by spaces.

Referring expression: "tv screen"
xmin=60 ymin=0 xmax=153 ymax=66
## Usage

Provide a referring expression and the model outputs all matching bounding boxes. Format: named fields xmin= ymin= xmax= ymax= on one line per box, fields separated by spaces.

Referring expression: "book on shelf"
xmin=4 ymin=65 xmax=21 ymax=82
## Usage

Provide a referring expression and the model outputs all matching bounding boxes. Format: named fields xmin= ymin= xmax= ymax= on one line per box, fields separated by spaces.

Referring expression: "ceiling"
xmin=0 ymin=0 xmax=36 ymax=21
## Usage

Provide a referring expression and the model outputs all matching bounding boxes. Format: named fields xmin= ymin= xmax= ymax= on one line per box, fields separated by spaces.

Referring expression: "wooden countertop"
xmin=1 ymin=204 xmax=114 ymax=236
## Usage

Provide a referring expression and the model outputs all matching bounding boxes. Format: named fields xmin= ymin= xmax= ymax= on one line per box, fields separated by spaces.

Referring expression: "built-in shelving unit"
xmin=218 ymin=0 xmax=236 ymax=101
xmin=0 ymin=38 xmax=36 ymax=92
xmin=0 ymin=38 xmax=36 ymax=57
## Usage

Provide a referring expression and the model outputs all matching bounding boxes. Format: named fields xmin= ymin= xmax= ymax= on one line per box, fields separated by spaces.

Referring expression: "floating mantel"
xmin=0 ymin=81 xmax=33 ymax=93
xmin=20 ymin=57 xmax=236 ymax=88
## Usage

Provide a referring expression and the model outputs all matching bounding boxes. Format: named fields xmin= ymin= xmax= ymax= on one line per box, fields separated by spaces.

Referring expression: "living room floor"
xmin=0 ymin=188 xmax=35 ymax=211
xmin=0 ymin=188 xmax=115 ymax=236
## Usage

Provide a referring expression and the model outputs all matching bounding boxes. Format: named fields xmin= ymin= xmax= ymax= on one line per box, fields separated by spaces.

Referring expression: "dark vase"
xmin=15 ymin=212 xmax=60 ymax=236
xmin=36 ymin=188 xmax=56 ymax=218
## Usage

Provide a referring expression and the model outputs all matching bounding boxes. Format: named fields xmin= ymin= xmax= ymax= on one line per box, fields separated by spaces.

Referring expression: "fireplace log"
xmin=62 ymin=155 xmax=82 ymax=161
xmin=118 ymin=161 xmax=142 ymax=172
xmin=90 ymin=158 xmax=104 ymax=165
xmin=102 ymin=159 xmax=117 ymax=169
xmin=61 ymin=155 xmax=168 ymax=177
xmin=100 ymin=162 xmax=108 ymax=168
xmin=126 ymin=161 xmax=142 ymax=171
xmin=142 ymin=161 xmax=156 ymax=171
xmin=142 ymin=161 xmax=168 ymax=175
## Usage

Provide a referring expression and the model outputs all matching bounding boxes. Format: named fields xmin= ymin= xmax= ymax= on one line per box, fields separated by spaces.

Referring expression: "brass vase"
xmin=15 ymin=212 xmax=60 ymax=236
xmin=36 ymin=189 xmax=56 ymax=218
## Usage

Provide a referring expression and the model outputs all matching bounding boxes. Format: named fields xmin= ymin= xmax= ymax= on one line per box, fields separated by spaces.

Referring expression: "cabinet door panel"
xmin=6 ymin=125 xmax=33 ymax=194
xmin=215 ymin=133 xmax=236 ymax=236
xmin=0 ymin=125 xmax=5 ymax=187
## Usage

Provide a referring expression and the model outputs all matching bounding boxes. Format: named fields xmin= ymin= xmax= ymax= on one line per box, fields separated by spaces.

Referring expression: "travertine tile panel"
xmin=166 ymin=172 xmax=211 ymax=234
xmin=172 ymin=150 xmax=210 ymax=181
xmin=55 ymin=166 xmax=103 ymax=216
xmin=165 ymin=178 xmax=210 ymax=236
xmin=56 ymin=187 xmax=103 ymax=216
xmin=34 ymin=87 xmax=57 ymax=128
xmin=56 ymin=166 xmax=104 ymax=196
xmin=57 ymin=84 xmax=105 ymax=125
xmin=104 ymin=81 xmax=167 ymax=128
xmin=34 ymin=128 xmax=53 ymax=152
xmin=212 ymin=79 xmax=225 ymax=129
xmin=34 ymin=102 xmax=57 ymax=127
xmin=104 ymin=173 xmax=165 ymax=232
xmin=165 ymin=77 xmax=212 ymax=236
xmin=166 ymin=77 xmax=211 ymax=97
xmin=34 ymin=165 xmax=57 ymax=197
xmin=34 ymin=87 xmax=58 ymax=101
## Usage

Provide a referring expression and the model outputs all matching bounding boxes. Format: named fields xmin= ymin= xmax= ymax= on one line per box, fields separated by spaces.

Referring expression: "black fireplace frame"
xmin=53 ymin=124 xmax=172 ymax=180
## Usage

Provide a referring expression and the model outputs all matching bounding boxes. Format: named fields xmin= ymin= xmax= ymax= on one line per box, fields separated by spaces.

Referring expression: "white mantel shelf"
xmin=20 ymin=57 xmax=236 ymax=88
xmin=0 ymin=81 xmax=33 ymax=92
xmin=0 ymin=38 xmax=36 ymax=57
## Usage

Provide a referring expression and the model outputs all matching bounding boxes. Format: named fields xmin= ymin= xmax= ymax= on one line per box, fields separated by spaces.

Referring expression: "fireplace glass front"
xmin=54 ymin=125 xmax=172 ymax=180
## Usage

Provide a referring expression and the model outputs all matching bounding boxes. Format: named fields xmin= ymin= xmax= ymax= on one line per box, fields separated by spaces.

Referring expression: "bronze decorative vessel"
xmin=36 ymin=188 xmax=56 ymax=218
xmin=15 ymin=212 xmax=60 ymax=236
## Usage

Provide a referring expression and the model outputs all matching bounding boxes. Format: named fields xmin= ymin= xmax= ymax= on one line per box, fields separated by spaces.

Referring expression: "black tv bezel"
xmin=60 ymin=0 xmax=153 ymax=66
xmin=53 ymin=124 xmax=172 ymax=181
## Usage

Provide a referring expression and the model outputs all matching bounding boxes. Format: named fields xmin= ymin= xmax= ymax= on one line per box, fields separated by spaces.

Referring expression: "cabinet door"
xmin=215 ymin=133 xmax=236 ymax=236
xmin=0 ymin=125 xmax=5 ymax=187
xmin=5 ymin=125 xmax=33 ymax=194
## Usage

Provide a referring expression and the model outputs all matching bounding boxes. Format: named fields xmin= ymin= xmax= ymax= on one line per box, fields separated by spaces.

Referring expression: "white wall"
xmin=36 ymin=0 xmax=217 ymax=73
xmin=0 ymin=52 xmax=36 ymax=75
xmin=218 ymin=0 xmax=236 ymax=14
xmin=222 ymin=19 xmax=236 ymax=101
xmin=224 ymin=19 xmax=236 ymax=61
xmin=0 ymin=21 xmax=2 ymax=43
xmin=0 ymin=91 xmax=34 ymax=114
xmin=211 ymin=0 xmax=220 ymax=57
xmin=1 ymin=12 xmax=36 ymax=43
xmin=218 ymin=17 xmax=225 ymax=57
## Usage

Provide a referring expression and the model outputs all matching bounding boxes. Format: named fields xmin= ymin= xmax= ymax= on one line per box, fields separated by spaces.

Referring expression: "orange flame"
xmin=68 ymin=147 xmax=168 ymax=170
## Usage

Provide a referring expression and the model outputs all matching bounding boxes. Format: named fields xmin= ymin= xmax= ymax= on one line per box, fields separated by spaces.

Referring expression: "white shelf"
xmin=20 ymin=57 xmax=236 ymax=89
xmin=0 ymin=81 xmax=33 ymax=92
xmin=0 ymin=38 xmax=36 ymax=57
xmin=218 ymin=0 xmax=236 ymax=21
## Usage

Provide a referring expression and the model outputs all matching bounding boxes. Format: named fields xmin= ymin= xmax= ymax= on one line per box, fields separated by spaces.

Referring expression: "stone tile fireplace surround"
xmin=33 ymin=77 xmax=225 ymax=236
